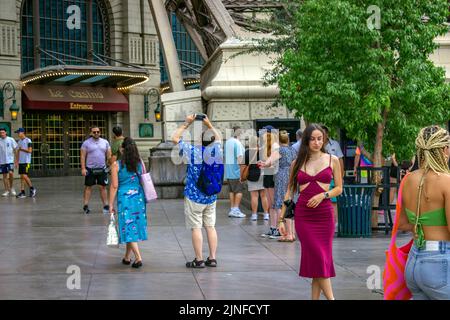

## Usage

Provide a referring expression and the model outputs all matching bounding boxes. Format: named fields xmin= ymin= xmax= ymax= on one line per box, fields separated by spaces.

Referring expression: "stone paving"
xmin=0 ymin=176 xmax=410 ymax=300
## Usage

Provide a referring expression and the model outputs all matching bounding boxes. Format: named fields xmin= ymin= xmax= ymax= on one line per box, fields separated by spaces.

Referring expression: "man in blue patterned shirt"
xmin=172 ymin=114 xmax=223 ymax=268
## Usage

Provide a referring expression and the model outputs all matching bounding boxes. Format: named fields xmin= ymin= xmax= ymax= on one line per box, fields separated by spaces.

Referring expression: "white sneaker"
xmin=10 ymin=188 xmax=16 ymax=196
xmin=2 ymin=190 xmax=9 ymax=197
xmin=251 ymin=213 xmax=257 ymax=221
xmin=228 ymin=210 xmax=237 ymax=218
xmin=234 ymin=209 xmax=246 ymax=218
xmin=263 ymin=213 xmax=270 ymax=220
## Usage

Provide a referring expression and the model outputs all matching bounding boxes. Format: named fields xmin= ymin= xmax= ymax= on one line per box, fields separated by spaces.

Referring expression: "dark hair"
xmin=121 ymin=137 xmax=141 ymax=173
xmin=112 ymin=126 xmax=122 ymax=137
xmin=0 ymin=128 xmax=6 ymax=132
xmin=202 ymin=130 xmax=215 ymax=147
xmin=288 ymin=124 xmax=326 ymax=194
xmin=232 ymin=126 xmax=241 ymax=138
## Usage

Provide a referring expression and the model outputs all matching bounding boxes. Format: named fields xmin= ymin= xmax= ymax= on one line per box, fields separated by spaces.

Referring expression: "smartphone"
xmin=195 ymin=114 xmax=206 ymax=121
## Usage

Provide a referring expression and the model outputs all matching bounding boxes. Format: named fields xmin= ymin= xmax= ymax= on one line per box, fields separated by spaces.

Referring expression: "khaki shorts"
xmin=228 ymin=179 xmax=244 ymax=194
xmin=185 ymin=197 xmax=216 ymax=229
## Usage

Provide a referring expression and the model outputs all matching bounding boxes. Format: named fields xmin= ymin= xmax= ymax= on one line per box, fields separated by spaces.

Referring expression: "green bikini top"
xmin=405 ymin=208 xmax=447 ymax=249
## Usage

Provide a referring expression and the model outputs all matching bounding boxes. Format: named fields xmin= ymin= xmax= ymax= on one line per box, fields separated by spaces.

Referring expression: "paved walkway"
xmin=0 ymin=177 xmax=410 ymax=300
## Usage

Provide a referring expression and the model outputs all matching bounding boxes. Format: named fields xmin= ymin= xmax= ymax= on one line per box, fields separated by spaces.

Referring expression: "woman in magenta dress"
xmin=279 ymin=124 xmax=342 ymax=300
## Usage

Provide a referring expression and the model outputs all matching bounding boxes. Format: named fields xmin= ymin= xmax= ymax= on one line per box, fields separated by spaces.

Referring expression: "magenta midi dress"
xmin=295 ymin=155 xmax=336 ymax=278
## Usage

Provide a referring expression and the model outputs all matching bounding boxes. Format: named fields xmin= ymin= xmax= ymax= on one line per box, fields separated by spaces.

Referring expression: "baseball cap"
xmin=14 ymin=128 xmax=25 ymax=133
xmin=261 ymin=125 xmax=275 ymax=132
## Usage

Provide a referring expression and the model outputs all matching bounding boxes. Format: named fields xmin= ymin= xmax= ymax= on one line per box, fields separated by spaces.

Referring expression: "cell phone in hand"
xmin=195 ymin=114 xmax=206 ymax=121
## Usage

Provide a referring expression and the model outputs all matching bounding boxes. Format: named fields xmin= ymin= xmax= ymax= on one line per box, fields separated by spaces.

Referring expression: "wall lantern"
xmin=0 ymin=82 xmax=18 ymax=120
xmin=144 ymin=88 xmax=161 ymax=122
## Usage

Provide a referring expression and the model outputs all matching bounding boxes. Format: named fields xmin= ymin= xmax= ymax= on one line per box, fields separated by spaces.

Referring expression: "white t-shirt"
xmin=0 ymin=137 xmax=18 ymax=165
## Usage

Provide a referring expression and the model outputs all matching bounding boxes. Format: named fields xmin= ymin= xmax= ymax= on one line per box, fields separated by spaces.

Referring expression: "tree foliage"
xmin=251 ymin=0 xmax=450 ymax=161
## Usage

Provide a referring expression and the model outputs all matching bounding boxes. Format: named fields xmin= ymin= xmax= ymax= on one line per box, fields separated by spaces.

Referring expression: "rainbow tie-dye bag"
xmin=383 ymin=174 xmax=413 ymax=300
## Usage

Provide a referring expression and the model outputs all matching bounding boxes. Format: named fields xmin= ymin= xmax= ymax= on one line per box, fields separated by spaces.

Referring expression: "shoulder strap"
xmin=329 ymin=154 xmax=332 ymax=167
xmin=390 ymin=173 xmax=410 ymax=246
xmin=140 ymin=159 xmax=146 ymax=174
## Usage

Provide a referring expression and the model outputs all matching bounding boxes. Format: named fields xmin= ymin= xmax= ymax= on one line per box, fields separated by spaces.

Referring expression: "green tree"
xmin=277 ymin=0 xmax=449 ymax=163
xmin=247 ymin=0 xmax=449 ymax=226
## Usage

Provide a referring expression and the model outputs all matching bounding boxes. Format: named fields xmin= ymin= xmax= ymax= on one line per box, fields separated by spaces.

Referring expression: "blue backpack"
xmin=196 ymin=145 xmax=224 ymax=196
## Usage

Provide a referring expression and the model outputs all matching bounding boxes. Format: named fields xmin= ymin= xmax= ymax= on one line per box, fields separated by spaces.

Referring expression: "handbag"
xmin=106 ymin=215 xmax=119 ymax=248
xmin=139 ymin=159 xmax=157 ymax=203
xmin=383 ymin=174 xmax=413 ymax=300
xmin=283 ymin=199 xmax=296 ymax=219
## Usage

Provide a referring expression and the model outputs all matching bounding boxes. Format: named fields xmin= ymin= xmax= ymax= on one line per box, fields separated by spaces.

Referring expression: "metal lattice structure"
xmin=165 ymin=0 xmax=284 ymax=57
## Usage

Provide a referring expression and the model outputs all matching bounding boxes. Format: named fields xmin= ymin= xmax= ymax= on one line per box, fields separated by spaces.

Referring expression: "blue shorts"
xmin=405 ymin=241 xmax=450 ymax=300
xmin=330 ymin=179 xmax=337 ymax=203
xmin=0 ymin=163 xmax=14 ymax=174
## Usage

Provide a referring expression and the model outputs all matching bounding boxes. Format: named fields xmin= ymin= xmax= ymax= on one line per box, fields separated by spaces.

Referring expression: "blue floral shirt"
xmin=178 ymin=140 xmax=223 ymax=205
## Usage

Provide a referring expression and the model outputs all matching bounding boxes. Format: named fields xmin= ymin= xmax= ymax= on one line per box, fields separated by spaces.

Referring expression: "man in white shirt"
xmin=0 ymin=127 xmax=17 ymax=196
xmin=224 ymin=127 xmax=245 ymax=218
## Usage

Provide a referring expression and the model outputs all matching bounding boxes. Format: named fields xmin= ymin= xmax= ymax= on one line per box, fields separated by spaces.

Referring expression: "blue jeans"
xmin=405 ymin=241 xmax=450 ymax=300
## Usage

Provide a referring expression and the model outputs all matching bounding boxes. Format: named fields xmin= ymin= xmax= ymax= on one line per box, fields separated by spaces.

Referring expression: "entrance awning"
xmin=21 ymin=65 xmax=149 ymax=90
xmin=22 ymin=85 xmax=129 ymax=112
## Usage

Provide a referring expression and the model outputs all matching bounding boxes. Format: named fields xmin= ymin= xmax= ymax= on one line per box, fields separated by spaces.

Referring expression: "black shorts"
xmin=263 ymin=175 xmax=275 ymax=189
xmin=19 ymin=163 xmax=31 ymax=175
xmin=85 ymin=168 xmax=108 ymax=187
xmin=0 ymin=163 xmax=14 ymax=174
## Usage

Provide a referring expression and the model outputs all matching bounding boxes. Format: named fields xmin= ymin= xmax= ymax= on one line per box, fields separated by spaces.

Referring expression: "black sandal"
xmin=122 ymin=258 xmax=131 ymax=265
xmin=132 ymin=260 xmax=143 ymax=268
xmin=186 ymin=258 xmax=205 ymax=268
xmin=205 ymin=257 xmax=217 ymax=267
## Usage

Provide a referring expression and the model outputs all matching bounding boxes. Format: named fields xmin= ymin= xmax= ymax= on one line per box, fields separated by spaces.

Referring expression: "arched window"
xmin=21 ymin=0 xmax=110 ymax=74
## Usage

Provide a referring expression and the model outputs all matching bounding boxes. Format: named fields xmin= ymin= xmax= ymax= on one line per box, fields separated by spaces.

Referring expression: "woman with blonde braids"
xmin=398 ymin=125 xmax=450 ymax=300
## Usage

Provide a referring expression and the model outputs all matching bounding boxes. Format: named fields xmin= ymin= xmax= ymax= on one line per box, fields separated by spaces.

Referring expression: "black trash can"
xmin=337 ymin=185 xmax=376 ymax=237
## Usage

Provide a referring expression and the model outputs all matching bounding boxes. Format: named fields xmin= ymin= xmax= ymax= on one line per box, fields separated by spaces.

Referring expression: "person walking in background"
xmin=322 ymin=125 xmax=344 ymax=230
xmin=224 ymin=126 xmax=245 ymax=218
xmin=15 ymin=128 xmax=36 ymax=198
xmin=108 ymin=137 xmax=147 ymax=268
xmin=259 ymin=125 xmax=281 ymax=239
xmin=292 ymin=129 xmax=303 ymax=154
xmin=240 ymin=135 xmax=269 ymax=221
xmin=273 ymin=131 xmax=297 ymax=242
xmin=0 ymin=127 xmax=17 ymax=197
xmin=279 ymin=124 xmax=342 ymax=300
xmin=172 ymin=114 xmax=222 ymax=268
xmin=110 ymin=126 xmax=125 ymax=164
xmin=80 ymin=127 xmax=111 ymax=214
xmin=398 ymin=125 xmax=450 ymax=300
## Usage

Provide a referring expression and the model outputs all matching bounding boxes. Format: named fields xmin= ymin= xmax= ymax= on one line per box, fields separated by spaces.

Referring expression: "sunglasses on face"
xmin=92 ymin=131 xmax=100 ymax=134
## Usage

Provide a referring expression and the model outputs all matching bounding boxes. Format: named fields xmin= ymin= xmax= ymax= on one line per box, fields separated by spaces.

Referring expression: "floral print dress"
xmin=117 ymin=161 xmax=148 ymax=243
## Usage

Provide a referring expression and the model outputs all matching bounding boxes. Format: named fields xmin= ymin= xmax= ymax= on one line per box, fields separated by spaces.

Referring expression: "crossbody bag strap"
xmin=140 ymin=159 xmax=147 ymax=175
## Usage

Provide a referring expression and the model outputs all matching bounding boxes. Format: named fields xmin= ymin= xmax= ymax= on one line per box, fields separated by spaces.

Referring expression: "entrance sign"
xmin=22 ymin=85 xmax=129 ymax=112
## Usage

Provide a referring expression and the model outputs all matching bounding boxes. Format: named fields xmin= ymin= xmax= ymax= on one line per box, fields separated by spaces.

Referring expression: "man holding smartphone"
xmin=172 ymin=114 xmax=223 ymax=268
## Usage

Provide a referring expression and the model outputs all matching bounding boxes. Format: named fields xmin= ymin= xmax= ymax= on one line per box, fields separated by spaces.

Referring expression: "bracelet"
xmin=278 ymin=217 xmax=286 ymax=224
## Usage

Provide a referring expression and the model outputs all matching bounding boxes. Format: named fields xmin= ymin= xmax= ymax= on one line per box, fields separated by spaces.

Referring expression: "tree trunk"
xmin=371 ymin=107 xmax=388 ymax=228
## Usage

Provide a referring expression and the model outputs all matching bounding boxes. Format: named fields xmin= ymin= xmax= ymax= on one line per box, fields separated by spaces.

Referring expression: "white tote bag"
xmin=106 ymin=215 xmax=119 ymax=248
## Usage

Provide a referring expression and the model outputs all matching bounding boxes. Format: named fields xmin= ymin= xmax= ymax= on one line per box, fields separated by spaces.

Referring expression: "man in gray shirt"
xmin=80 ymin=127 xmax=111 ymax=214
xmin=291 ymin=129 xmax=303 ymax=154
